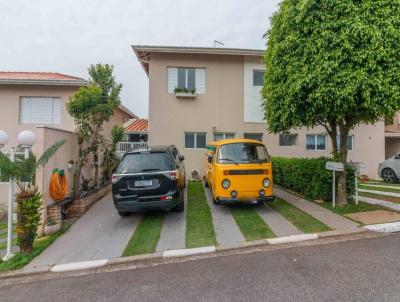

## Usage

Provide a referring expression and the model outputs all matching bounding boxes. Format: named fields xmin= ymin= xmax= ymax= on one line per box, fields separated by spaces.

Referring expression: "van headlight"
xmin=222 ymin=179 xmax=230 ymax=189
xmin=263 ymin=178 xmax=271 ymax=188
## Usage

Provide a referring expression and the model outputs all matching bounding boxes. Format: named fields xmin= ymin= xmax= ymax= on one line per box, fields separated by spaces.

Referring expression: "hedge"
xmin=272 ymin=157 xmax=355 ymax=201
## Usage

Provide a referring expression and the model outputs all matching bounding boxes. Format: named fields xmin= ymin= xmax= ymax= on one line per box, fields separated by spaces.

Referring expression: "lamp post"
xmin=0 ymin=130 xmax=36 ymax=261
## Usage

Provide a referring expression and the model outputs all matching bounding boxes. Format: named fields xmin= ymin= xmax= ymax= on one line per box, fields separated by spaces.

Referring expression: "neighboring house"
xmin=0 ymin=72 xmax=136 ymax=208
xmin=132 ymin=45 xmax=399 ymax=178
xmin=118 ymin=118 xmax=149 ymax=153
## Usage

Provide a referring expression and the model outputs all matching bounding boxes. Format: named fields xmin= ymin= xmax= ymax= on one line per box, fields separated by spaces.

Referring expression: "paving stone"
xmin=203 ymin=184 xmax=245 ymax=245
xmin=274 ymin=188 xmax=359 ymax=231
xmin=156 ymin=189 xmax=187 ymax=252
xmin=256 ymin=204 xmax=303 ymax=237
xmin=344 ymin=210 xmax=400 ymax=225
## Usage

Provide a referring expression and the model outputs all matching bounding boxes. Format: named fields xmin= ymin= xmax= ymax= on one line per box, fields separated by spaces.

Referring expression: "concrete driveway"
xmin=25 ymin=193 xmax=139 ymax=272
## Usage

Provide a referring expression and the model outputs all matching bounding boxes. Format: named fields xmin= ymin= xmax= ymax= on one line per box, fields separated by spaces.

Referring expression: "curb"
xmin=0 ymin=226 xmax=379 ymax=279
xmin=50 ymin=259 xmax=109 ymax=273
xmin=364 ymin=221 xmax=400 ymax=233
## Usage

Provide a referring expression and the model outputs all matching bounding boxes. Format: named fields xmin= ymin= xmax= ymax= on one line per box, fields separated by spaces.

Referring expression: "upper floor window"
xmin=214 ymin=132 xmax=235 ymax=141
xmin=336 ymin=135 xmax=354 ymax=151
xmin=279 ymin=133 xmax=298 ymax=146
xmin=20 ymin=97 xmax=61 ymax=124
xmin=167 ymin=67 xmax=206 ymax=94
xmin=185 ymin=132 xmax=207 ymax=149
xmin=244 ymin=133 xmax=263 ymax=142
xmin=253 ymin=70 xmax=265 ymax=86
xmin=306 ymin=134 xmax=326 ymax=151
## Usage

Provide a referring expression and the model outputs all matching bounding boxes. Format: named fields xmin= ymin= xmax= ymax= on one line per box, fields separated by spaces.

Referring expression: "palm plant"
xmin=0 ymin=139 xmax=65 ymax=253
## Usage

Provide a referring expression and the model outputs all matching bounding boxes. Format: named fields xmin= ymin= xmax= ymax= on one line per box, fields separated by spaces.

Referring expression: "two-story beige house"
xmin=132 ymin=45 xmax=400 ymax=179
xmin=0 ymin=72 xmax=136 ymax=207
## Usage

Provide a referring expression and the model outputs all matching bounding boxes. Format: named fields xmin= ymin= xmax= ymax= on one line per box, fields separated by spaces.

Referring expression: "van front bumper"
xmin=216 ymin=195 xmax=275 ymax=205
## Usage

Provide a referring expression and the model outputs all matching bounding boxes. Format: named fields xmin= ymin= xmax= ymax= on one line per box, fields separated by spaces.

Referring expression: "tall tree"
xmin=87 ymin=64 xmax=122 ymax=187
xmin=67 ymin=64 xmax=121 ymax=196
xmin=262 ymin=0 xmax=400 ymax=206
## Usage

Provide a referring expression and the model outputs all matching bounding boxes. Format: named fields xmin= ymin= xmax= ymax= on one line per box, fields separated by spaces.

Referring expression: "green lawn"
xmin=360 ymin=184 xmax=400 ymax=194
xmin=0 ymin=221 xmax=72 ymax=271
xmin=359 ymin=192 xmax=400 ymax=204
xmin=122 ymin=212 xmax=165 ymax=256
xmin=269 ymin=198 xmax=331 ymax=233
xmin=364 ymin=181 xmax=400 ymax=187
xmin=230 ymin=206 xmax=275 ymax=240
xmin=186 ymin=181 xmax=216 ymax=248
xmin=319 ymin=200 xmax=388 ymax=215
xmin=0 ymin=238 xmax=17 ymax=250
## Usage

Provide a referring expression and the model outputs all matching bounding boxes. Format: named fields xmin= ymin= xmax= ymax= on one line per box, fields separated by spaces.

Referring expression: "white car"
xmin=378 ymin=154 xmax=400 ymax=183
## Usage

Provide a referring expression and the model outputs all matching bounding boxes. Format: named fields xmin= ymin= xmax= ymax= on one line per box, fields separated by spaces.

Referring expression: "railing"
xmin=117 ymin=142 xmax=148 ymax=153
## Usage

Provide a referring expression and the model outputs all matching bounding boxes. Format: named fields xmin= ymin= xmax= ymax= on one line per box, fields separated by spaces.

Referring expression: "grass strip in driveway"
xmin=0 ymin=221 xmax=72 ymax=271
xmin=359 ymin=185 xmax=400 ymax=194
xmin=359 ymin=192 xmax=400 ymax=204
xmin=230 ymin=206 xmax=275 ymax=241
xmin=269 ymin=198 xmax=331 ymax=233
xmin=122 ymin=212 xmax=165 ymax=256
xmin=320 ymin=200 xmax=390 ymax=215
xmin=186 ymin=181 xmax=216 ymax=248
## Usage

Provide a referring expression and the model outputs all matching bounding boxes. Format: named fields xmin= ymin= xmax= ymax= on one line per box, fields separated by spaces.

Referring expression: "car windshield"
xmin=116 ymin=151 xmax=173 ymax=174
xmin=217 ymin=143 xmax=270 ymax=164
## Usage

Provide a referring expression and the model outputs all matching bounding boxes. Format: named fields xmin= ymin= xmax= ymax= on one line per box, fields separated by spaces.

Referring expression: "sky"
xmin=0 ymin=0 xmax=281 ymax=118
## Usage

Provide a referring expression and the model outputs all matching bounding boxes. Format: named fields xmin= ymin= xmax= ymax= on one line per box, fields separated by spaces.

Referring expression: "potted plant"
xmin=174 ymin=87 xmax=197 ymax=98
xmin=44 ymin=217 xmax=61 ymax=235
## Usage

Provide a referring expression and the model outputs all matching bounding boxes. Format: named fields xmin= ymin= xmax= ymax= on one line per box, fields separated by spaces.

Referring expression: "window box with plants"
xmin=174 ymin=87 xmax=197 ymax=99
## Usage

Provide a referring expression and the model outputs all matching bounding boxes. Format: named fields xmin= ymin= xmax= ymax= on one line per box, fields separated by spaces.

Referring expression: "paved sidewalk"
xmin=24 ymin=193 xmax=139 ymax=272
xmin=274 ymin=188 xmax=359 ymax=231
xmin=358 ymin=195 xmax=400 ymax=212
xmin=358 ymin=188 xmax=400 ymax=197
xmin=156 ymin=189 xmax=187 ymax=252
xmin=256 ymin=205 xmax=303 ymax=237
xmin=203 ymin=185 xmax=245 ymax=245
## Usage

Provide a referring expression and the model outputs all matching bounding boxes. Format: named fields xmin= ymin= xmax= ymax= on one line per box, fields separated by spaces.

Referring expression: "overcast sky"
xmin=0 ymin=0 xmax=280 ymax=117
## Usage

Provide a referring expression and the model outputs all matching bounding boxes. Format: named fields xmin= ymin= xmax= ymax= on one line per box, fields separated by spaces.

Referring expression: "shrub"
xmin=272 ymin=157 xmax=355 ymax=201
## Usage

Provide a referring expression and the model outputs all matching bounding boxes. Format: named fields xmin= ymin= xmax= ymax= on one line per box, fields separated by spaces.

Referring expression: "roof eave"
xmin=0 ymin=79 xmax=88 ymax=86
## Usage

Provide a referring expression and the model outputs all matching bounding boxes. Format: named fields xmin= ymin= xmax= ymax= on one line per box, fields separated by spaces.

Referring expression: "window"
xmin=20 ymin=97 xmax=61 ymax=124
xmin=167 ymin=67 xmax=206 ymax=94
xmin=213 ymin=133 xmax=235 ymax=141
xmin=185 ymin=132 xmax=207 ymax=149
xmin=279 ymin=134 xmax=297 ymax=146
xmin=306 ymin=134 xmax=326 ymax=150
xmin=336 ymin=135 xmax=354 ymax=151
xmin=253 ymin=70 xmax=265 ymax=86
xmin=244 ymin=133 xmax=263 ymax=142
xmin=116 ymin=152 xmax=173 ymax=174
xmin=217 ymin=142 xmax=270 ymax=164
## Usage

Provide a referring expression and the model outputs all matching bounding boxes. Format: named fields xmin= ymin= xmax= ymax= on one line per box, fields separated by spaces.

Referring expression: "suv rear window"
xmin=116 ymin=152 xmax=173 ymax=174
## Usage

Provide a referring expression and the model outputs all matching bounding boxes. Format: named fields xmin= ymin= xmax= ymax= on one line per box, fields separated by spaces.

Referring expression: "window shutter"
xmin=195 ymin=68 xmax=206 ymax=94
xmin=52 ymin=98 xmax=61 ymax=123
xmin=41 ymin=98 xmax=53 ymax=123
xmin=30 ymin=98 xmax=43 ymax=123
xmin=20 ymin=98 xmax=31 ymax=123
xmin=167 ymin=67 xmax=178 ymax=93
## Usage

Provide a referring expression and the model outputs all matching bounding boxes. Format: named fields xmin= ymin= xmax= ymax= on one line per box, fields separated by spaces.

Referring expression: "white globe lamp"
xmin=17 ymin=130 xmax=36 ymax=146
xmin=0 ymin=130 xmax=9 ymax=147
xmin=18 ymin=130 xmax=36 ymax=159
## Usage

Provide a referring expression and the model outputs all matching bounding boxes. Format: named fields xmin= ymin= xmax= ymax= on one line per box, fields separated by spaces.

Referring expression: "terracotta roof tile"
xmin=0 ymin=71 xmax=85 ymax=81
xmin=125 ymin=119 xmax=148 ymax=133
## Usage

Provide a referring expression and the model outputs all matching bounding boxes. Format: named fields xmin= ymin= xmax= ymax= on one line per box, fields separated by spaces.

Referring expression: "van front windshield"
xmin=217 ymin=143 xmax=270 ymax=164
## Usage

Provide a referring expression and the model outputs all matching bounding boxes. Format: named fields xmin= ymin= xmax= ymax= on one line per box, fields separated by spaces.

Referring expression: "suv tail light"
xmin=170 ymin=170 xmax=179 ymax=180
xmin=112 ymin=174 xmax=123 ymax=184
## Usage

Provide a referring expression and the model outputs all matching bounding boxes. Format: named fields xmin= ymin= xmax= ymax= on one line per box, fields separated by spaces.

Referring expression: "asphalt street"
xmin=1 ymin=233 xmax=400 ymax=302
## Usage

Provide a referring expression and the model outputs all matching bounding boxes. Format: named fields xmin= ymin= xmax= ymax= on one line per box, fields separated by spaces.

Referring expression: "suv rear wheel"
xmin=172 ymin=190 xmax=185 ymax=212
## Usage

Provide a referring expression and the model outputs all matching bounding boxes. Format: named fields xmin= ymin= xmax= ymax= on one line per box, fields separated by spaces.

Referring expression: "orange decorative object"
xmin=49 ymin=169 xmax=68 ymax=202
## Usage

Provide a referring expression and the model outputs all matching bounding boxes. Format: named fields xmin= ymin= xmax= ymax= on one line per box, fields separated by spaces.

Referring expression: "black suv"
xmin=112 ymin=145 xmax=186 ymax=216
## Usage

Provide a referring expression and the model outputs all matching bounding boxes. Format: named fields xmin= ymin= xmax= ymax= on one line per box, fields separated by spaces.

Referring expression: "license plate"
xmin=135 ymin=180 xmax=153 ymax=187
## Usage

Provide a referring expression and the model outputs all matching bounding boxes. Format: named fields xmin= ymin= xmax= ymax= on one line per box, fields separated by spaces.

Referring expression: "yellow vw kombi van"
xmin=204 ymin=138 xmax=274 ymax=204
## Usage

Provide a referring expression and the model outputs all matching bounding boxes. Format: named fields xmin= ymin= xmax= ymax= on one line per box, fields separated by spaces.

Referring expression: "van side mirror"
xmin=179 ymin=155 xmax=185 ymax=161
xmin=207 ymin=155 xmax=213 ymax=163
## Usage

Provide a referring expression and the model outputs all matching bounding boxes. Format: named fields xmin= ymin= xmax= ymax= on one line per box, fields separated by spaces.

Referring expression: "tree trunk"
xmin=94 ymin=152 xmax=99 ymax=188
xmin=337 ymin=124 xmax=350 ymax=207
xmin=72 ymin=161 xmax=82 ymax=200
